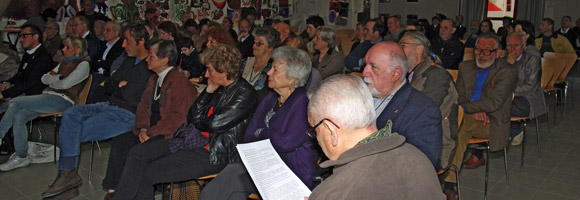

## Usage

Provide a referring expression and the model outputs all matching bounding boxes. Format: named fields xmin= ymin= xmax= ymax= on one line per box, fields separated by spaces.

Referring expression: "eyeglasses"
xmin=474 ymin=48 xmax=498 ymax=56
xmin=254 ymin=40 xmax=267 ymax=47
xmin=18 ymin=33 xmax=35 ymax=38
xmin=399 ymin=42 xmax=420 ymax=48
xmin=306 ymin=118 xmax=340 ymax=138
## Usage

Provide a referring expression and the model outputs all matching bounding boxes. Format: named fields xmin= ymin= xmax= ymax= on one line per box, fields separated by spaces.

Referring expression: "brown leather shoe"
xmin=462 ymin=154 xmax=485 ymax=169
xmin=444 ymin=189 xmax=457 ymax=200
xmin=42 ymin=187 xmax=79 ymax=200
xmin=42 ymin=170 xmax=82 ymax=198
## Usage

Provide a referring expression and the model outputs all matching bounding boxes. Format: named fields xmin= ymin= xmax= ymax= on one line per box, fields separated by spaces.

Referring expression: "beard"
xmin=476 ymin=56 xmax=495 ymax=69
xmin=363 ymin=77 xmax=381 ymax=97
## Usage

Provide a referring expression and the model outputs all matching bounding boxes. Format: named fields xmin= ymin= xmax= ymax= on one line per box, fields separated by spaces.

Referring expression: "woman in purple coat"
xmin=199 ymin=46 xmax=319 ymax=200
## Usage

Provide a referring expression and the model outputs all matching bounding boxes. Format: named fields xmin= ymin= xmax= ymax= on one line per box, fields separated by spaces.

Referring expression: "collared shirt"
xmin=240 ymin=34 xmax=250 ymax=43
xmin=23 ymin=43 xmax=42 ymax=70
xmin=357 ymin=120 xmax=393 ymax=145
xmin=374 ymin=80 xmax=407 ymax=115
xmin=102 ymin=37 xmax=120 ymax=60
xmin=82 ymin=31 xmax=90 ymax=39
xmin=157 ymin=66 xmax=173 ymax=87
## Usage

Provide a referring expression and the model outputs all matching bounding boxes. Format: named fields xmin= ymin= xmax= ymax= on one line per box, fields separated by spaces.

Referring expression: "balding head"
xmin=362 ymin=42 xmax=409 ymax=98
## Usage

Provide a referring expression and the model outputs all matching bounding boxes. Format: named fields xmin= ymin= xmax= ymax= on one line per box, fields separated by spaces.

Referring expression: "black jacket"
xmin=85 ymin=32 xmax=103 ymax=66
xmin=237 ymin=34 xmax=254 ymax=61
xmin=190 ymin=76 xmax=258 ymax=165
xmin=95 ymin=38 xmax=124 ymax=75
xmin=2 ymin=45 xmax=52 ymax=98
xmin=104 ymin=57 xmax=153 ymax=113
xmin=430 ymin=36 xmax=465 ymax=70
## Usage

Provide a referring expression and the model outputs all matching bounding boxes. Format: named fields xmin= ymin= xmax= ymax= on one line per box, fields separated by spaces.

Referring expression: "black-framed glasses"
xmin=18 ymin=33 xmax=35 ymax=38
xmin=306 ymin=118 xmax=340 ymax=138
xmin=474 ymin=48 xmax=498 ymax=56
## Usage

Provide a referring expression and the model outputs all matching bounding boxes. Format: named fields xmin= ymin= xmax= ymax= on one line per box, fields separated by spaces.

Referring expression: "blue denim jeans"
xmin=0 ymin=94 xmax=73 ymax=158
xmin=58 ymin=102 xmax=135 ymax=171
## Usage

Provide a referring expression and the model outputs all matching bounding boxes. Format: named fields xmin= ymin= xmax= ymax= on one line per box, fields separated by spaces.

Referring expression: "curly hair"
xmin=200 ymin=44 xmax=241 ymax=80
xmin=206 ymin=26 xmax=236 ymax=47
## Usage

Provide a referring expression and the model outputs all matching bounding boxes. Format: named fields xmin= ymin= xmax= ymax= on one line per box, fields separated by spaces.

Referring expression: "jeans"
xmin=0 ymin=94 xmax=73 ymax=158
xmin=58 ymin=102 xmax=135 ymax=171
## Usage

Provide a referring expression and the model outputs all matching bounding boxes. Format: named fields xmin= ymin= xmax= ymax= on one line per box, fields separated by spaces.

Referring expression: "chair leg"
xmin=521 ymin=120 xmax=526 ymax=171
xmin=535 ymin=118 xmax=541 ymax=160
xmin=484 ymin=143 xmax=490 ymax=200
xmin=89 ymin=141 xmax=95 ymax=181
xmin=52 ymin=116 xmax=58 ymax=164
xmin=169 ymin=182 xmax=173 ymax=200
xmin=503 ymin=147 xmax=509 ymax=186
xmin=450 ymin=164 xmax=461 ymax=200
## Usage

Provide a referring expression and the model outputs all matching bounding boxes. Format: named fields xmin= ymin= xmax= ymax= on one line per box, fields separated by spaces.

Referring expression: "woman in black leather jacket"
xmin=111 ymin=44 xmax=257 ymax=200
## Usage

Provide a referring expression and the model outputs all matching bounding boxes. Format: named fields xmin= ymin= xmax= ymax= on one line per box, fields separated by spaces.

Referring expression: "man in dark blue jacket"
xmin=362 ymin=41 xmax=442 ymax=168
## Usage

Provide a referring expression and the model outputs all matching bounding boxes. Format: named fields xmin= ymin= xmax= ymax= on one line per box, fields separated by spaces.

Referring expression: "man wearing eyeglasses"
xmin=443 ymin=32 xmax=517 ymax=200
xmin=306 ymin=75 xmax=444 ymax=200
xmin=0 ymin=24 xmax=52 ymax=104
xmin=72 ymin=15 xmax=102 ymax=66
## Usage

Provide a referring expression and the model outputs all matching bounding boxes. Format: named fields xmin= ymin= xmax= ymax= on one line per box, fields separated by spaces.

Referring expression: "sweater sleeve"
xmin=43 ymin=61 xmax=90 ymax=89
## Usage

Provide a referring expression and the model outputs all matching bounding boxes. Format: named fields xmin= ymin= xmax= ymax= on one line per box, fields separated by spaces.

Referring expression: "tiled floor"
xmin=1 ymin=76 xmax=580 ymax=200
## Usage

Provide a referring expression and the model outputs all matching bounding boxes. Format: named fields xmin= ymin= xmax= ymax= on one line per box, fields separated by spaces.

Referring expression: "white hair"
xmin=308 ymin=74 xmax=376 ymax=129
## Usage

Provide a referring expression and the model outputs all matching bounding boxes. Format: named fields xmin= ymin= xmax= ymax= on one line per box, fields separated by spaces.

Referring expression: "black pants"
xmin=511 ymin=96 xmax=530 ymax=117
xmin=111 ymin=138 xmax=227 ymax=200
xmin=101 ymin=131 xmax=144 ymax=190
xmin=199 ymin=162 xmax=257 ymax=200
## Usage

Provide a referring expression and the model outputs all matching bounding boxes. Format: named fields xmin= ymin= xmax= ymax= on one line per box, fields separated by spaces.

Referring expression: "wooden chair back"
xmin=463 ymin=48 xmax=474 ymax=61
xmin=336 ymin=28 xmax=355 ymax=56
xmin=554 ymin=53 xmax=578 ymax=83
xmin=77 ymin=74 xmax=93 ymax=105
xmin=541 ymin=52 xmax=567 ymax=91
xmin=447 ymin=69 xmax=458 ymax=82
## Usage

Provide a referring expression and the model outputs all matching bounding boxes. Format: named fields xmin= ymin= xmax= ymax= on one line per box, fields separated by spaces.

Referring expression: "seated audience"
xmin=282 ymin=35 xmax=322 ymax=90
xmin=313 ymin=26 xmax=344 ymax=79
xmin=72 ymin=16 xmax=102 ymax=65
xmin=0 ymin=43 xmax=19 ymax=82
xmin=43 ymin=20 xmax=62 ymax=59
xmin=182 ymin=19 xmax=200 ymax=38
xmin=101 ymin=40 xmax=197 ymax=199
xmin=443 ymin=33 xmax=518 ymax=200
xmin=362 ymin=41 xmax=442 ymax=168
xmin=0 ymin=25 xmax=53 ymax=108
xmin=465 ymin=19 xmax=494 ymax=48
xmin=513 ymin=20 xmax=540 ymax=56
xmin=158 ymin=21 xmax=179 ymax=41
xmin=94 ymin=20 xmax=106 ymax=40
xmin=110 ymin=44 xmax=257 ymax=200
xmin=0 ymin=36 xmax=90 ymax=171
xmin=384 ymin=16 xmax=403 ymax=42
xmin=431 ymin=18 xmax=464 ymax=69
xmin=536 ymin=18 xmax=575 ymax=55
xmin=237 ymin=18 xmax=255 ymax=60
xmin=350 ymin=21 xmax=366 ymax=53
xmin=306 ymin=75 xmax=445 ymax=200
xmin=242 ymin=27 xmax=281 ymax=90
xmin=497 ymin=17 xmax=512 ymax=39
xmin=177 ymin=38 xmax=204 ymax=80
xmin=77 ymin=0 xmax=110 ymax=31
xmin=87 ymin=21 xmax=124 ymax=103
xmin=222 ymin=17 xmax=238 ymax=41
xmin=505 ymin=32 xmax=547 ymax=146
xmin=400 ymin=30 xmax=459 ymax=168
xmin=454 ymin=15 xmax=466 ymax=40
xmin=305 ymin=15 xmax=325 ymax=55
xmin=199 ymin=46 xmax=318 ymax=199
xmin=206 ymin=26 xmax=237 ymax=48
xmin=273 ymin=22 xmax=291 ymax=43
xmin=345 ymin=19 xmax=384 ymax=72
xmin=142 ymin=22 xmax=160 ymax=41
xmin=40 ymin=24 xmax=153 ymax=199
xmin=556 ymin=16 xmax=577 ymax=50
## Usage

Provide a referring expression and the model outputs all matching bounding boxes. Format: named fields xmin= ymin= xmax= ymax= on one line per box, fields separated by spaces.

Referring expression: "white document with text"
xmin=237 ymin=139 xmax=311 ymax=200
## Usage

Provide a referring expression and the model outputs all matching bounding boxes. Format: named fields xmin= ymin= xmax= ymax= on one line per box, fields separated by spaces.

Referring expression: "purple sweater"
xmin=244 ymin=87 xmax=319 ymax=189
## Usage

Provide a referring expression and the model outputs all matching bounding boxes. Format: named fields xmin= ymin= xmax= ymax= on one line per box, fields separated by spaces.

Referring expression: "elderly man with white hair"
xmin=307 ymin=75 xmax=444 ymax=200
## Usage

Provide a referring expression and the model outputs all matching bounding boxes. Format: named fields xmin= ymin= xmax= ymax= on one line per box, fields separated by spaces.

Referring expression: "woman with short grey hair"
xmin=312 ymin=26 xmax=344 ymax=79
xmin=199 ymin=46 xmax=318 ymax=199
xmin=241 ymin=27 xmax=281 ymax=90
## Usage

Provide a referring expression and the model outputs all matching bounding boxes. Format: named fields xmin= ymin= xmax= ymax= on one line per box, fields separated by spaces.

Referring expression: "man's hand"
xmin=139 ymin=128 xmax=150 ymax=143
xmin=472 ymin=112 xmax=490 ymax=125
xmin=205 ymin=79 xmax=219 ymax=93
xmin=506 ymin=51 xmax=518 ymax=65
xmin=53 ymin=50 xmax=63 ymax=63
xmin=118 ymin=81 xmax=128 ymax=88
xmin=238 ymin=30 xmax=248 ymax=41
xmin=49 ymin=71 xmax=58 ymax=75
xmin=0 ymin=82 xmax=11 ymax=91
